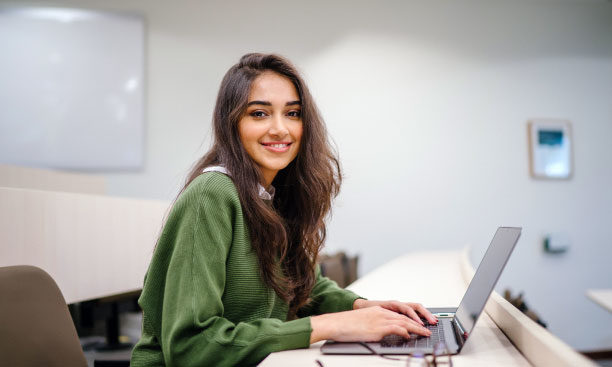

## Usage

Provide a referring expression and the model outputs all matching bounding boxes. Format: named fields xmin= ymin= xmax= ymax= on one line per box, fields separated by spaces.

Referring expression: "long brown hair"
xmin=182 ymin=53 xmax=341 ymax=317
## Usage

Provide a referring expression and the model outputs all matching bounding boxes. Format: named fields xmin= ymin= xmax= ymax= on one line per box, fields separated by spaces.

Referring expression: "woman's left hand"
xmin=353 ymin=299 xmax=438 ymax=326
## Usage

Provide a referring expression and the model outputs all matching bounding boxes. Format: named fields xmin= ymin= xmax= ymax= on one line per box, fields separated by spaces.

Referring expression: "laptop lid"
xmin=453 ymin=227 xmax=522 ymax=348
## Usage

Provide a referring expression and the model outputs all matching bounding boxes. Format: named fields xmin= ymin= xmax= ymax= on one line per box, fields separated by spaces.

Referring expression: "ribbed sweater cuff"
xmin=276 ymin=317 xmax=313 ymax=350
xmin=340 ymin=291 xmax=364 ymax=311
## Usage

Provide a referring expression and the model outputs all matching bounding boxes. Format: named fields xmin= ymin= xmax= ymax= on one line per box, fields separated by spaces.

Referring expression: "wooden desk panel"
xmin=0 ymin=187 xmax=169 ymax=303
xmin=0 ymin=164 xmax=106 ymax=194
xmin=587 ymin=289 xmax=612 ymax=313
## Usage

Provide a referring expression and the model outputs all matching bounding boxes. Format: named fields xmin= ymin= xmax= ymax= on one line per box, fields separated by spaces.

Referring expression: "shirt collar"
xmin=202 ymin=165 xmax=275 ymax=201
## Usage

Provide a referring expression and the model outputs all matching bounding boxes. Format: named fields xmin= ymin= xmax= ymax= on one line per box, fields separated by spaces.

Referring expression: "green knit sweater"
xmin=130 ymin=172 xmax=361 ymax=367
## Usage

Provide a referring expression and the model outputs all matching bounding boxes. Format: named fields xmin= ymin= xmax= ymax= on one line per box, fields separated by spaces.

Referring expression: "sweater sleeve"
xmin=136 ymin=174 xmax=312 ymax=367
xmin=298 ymin=265 xmax=363 ymax=317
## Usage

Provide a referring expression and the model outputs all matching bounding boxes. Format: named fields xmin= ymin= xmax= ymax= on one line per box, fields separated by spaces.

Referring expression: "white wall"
xmin=3 ymin=0 xmax=611 ymax=352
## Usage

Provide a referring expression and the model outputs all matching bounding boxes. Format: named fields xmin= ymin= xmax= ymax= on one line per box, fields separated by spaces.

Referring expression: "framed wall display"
xmin=0 ymin=6 xmax=144 ymax=170
xmin=528 ymin=119 xmax=572 ymax=179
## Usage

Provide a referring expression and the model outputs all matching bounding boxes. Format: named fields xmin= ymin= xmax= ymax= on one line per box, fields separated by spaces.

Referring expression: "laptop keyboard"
xmin=380 ymin=320 xmax=445 ymax=349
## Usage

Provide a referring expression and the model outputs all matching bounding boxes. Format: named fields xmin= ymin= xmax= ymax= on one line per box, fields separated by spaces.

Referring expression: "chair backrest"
xmin=0 ymin=265 xmax=87 ymax=367
xmin=318 ymin=252 xmax=359 ymax=288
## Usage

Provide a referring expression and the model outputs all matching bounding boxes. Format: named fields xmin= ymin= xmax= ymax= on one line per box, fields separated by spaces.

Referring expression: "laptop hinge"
xmin=452 ymin=317 xmax=467 ymax=350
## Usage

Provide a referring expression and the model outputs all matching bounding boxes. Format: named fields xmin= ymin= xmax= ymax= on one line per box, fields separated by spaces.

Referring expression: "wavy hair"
xmin=181 ymin=53 xmax=341 ymax=317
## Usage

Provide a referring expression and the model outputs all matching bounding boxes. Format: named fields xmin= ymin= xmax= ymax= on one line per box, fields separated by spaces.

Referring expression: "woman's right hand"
xmin=309 ymin=306 xmax=432 ymax=344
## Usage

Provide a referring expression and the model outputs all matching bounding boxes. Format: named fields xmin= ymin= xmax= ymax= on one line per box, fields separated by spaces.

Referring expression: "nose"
xmin=268 ymin=113 xmax=289 ymax=138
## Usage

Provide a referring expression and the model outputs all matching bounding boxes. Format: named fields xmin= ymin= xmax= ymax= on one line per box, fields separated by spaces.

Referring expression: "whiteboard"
xmin=0 ymin=7 xmax=144 ymax=170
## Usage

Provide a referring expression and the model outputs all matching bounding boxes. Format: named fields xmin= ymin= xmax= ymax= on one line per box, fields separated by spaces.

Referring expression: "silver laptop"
xmin=321 ymin=227 xmax=522 ymax=355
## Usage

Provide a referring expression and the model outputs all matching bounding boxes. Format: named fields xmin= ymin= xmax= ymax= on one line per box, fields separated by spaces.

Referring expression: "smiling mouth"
xmin=261 ymin=142 xmax=292 ymax=148
xmin=261 ymin=142 xmax=292 ymax=152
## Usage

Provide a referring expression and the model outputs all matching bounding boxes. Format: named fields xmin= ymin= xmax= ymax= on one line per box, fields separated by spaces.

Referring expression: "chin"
xmin=265 ymin=163 xmax=290 ymax=172
xmin=262 ymin=159 xmax=293 ymax=171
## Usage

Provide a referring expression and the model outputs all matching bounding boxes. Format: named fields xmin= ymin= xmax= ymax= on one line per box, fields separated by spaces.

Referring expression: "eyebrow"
xmin=247 ymin=100 xmax=301 ymax=107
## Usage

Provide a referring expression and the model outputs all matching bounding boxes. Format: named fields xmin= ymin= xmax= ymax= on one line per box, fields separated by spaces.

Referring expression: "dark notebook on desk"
xmin=321 ymin=226 xmax=521 ymax=356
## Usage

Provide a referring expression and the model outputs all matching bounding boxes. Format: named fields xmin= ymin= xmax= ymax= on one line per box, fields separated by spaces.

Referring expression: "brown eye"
xmin=250 ymin=110 xmax=267 ymax=118
xmin=287 ymin=110 xmax=301 ymax=118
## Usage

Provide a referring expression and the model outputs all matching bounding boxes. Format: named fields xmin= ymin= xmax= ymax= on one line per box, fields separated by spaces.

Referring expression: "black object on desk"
xmin=72 ymin=290 xmax=141 ymax=352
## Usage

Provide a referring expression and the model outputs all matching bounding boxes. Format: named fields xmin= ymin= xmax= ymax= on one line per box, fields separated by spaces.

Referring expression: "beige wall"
xmin=0 ymin=164 xmax=106 ymax=194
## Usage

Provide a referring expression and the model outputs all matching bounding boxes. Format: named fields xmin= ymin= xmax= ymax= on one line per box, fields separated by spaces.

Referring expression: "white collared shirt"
xmin=202 ymin=165 xmax=275 ymax=201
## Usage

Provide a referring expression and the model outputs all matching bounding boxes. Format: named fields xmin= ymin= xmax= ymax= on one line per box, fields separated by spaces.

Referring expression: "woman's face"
xmin=238 ymin=71 xmax=303 ymax=187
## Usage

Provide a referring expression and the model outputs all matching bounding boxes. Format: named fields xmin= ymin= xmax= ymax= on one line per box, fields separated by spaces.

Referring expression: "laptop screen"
xmin=454 ymin=227 xmax=521 ymax=339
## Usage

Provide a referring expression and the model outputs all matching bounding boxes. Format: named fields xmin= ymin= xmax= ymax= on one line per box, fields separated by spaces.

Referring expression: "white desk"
xmin=586 ymin=289 xmax=612 ymax=313
xmin=260 ymin=250 xmax=531 ymax=367
xmin=261 ymin=250 xmax=597 ymax=367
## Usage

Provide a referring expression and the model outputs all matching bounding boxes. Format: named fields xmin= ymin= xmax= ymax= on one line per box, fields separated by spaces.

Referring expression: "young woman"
xmin=131 ymin=53 xmax=437 ymax=367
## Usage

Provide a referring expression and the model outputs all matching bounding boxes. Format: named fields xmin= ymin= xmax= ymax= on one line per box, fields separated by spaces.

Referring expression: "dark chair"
xmin=0 ymin=265 xmax=131 ymax=367
xmin=0 ymin=265 xmax=88 ymax=366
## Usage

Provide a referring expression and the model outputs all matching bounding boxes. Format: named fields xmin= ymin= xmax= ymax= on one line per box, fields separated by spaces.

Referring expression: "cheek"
xmin=238 ymin=121 xmax=258 ymax=148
